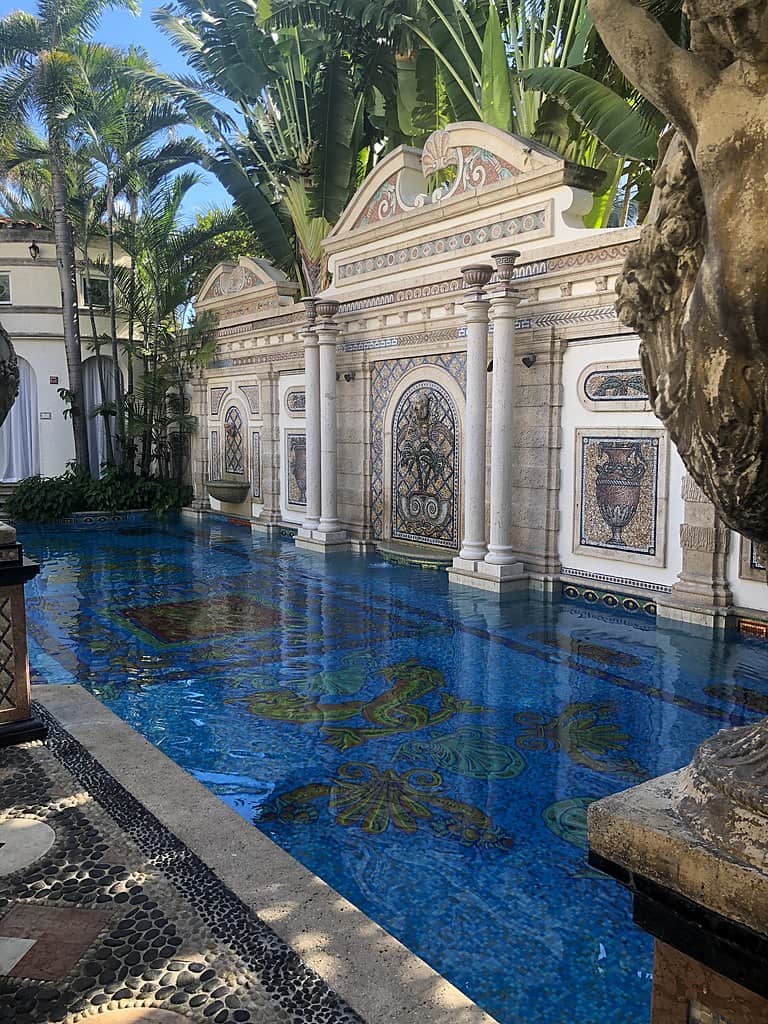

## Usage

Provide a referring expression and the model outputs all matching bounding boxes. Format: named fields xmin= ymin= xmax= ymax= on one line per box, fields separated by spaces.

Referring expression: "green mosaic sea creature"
xmin=262 ymin=761 xmax=513 ymax=849
xmin=232 ymin=659 xmax=486 ymax=749
xmin=294 ymin=653 xmax=375 ymax=697
xmin=542 ymin=797 xmax=594 ymax=850
xmin=396 ymin=727 xmax=526 ymax=780
xmin=514 ymin=702 xmax=646 ymax=779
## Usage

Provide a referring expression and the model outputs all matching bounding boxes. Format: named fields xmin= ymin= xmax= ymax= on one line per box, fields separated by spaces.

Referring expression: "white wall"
xmin=559 ymin=336 xmax=685 ymax=589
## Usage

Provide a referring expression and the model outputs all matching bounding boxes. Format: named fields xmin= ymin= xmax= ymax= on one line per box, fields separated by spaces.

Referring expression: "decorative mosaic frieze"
xmin=561 ymin=582 xmax=658 ymax=618
xmin=355 ymin=174 xmax=402 ymax=229
xmin=578 ymin=362 xmax=650 ymax=412
xmin=337 ymin=207 xmax=549 ymax=281
xmin=370 ymin=353 xmax=466 ymax=543
xmin=211 ymin=350 xmax=303 ymax=370
xmin=210 ymin=430 xmax=221 ymax=479
xmin=224 ymin=406 xmax=245 ymax=475
xmin=286 ymin=431 xmax=307 ymax=508
xmin=285 ymin=388 xmax=306 ymax=415
xmin=391 ymin=381 xmax=460 ymax=549
xmin=574 ymin=429 xmax=668 ymax=567
xmin=560 ymin=566 xmax=672 ymax=595
xmin=238 ymin=383 xmax=260 ymax=415
xmin=251 ymin=431 xmax=262 ymax=500
xmin=209 ymin=386 xmax=229 ymax=416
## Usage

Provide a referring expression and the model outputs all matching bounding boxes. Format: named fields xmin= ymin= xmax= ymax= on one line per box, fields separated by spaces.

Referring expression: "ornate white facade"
xmin=191 ymin=123 xmax=768 ymax=630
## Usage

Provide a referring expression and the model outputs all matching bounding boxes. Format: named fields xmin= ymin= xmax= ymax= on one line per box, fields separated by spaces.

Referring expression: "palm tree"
xmin=138 ymin=0 xmax=404 ymax=293
xmin=0 ymin=0 xmax=138 ymax=470
xmin=75 ymin=44 xmax=204 ymax=464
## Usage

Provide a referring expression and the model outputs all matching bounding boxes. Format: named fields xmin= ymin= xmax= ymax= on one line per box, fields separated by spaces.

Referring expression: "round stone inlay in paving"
xmin=90 ymin=1012 xmax=192 ymax=1023
xmin=0 ymin=818 xmax=55 ymax=875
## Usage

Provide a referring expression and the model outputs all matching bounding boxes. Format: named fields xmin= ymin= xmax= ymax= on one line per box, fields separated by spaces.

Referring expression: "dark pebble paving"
xmin=0 ymin=707 xmax=366 ymax=1024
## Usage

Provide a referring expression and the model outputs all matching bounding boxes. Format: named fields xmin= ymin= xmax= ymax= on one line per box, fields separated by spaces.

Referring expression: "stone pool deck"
xmin=0 ymin=685 xmax=497 ymax=1024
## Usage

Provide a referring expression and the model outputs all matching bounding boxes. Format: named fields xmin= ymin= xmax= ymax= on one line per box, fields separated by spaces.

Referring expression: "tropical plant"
xmin=137 ymin=0 xmax=408 ymax=292
xmin=0 ymin=0 xmax=140 ymax=470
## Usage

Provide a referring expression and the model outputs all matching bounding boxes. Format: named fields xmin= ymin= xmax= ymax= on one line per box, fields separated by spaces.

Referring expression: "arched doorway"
xmin=390 ymin=379 xmax=460 ymax=549
xmin=83 ymin=355 xmax=121 ymax=478
xmin=0 ymin=356 xmax=40 ymax=481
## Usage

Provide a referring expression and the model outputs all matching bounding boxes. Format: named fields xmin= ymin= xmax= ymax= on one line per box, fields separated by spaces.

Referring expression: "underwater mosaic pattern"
xmin=20 ymin=517 xmax=768 ymax=1024
xmin=576 ymin=431 xmax=664 ymax=562
xmin=391 ymin=381 xmax=460 ymax=549
xmin=370 ymin=352 xmax=466 ymax=543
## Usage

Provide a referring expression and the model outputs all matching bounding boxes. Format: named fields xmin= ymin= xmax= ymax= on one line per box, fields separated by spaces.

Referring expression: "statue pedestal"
xmin=588 ymin=722 xmax=768 ymax=1024
xmin=0 ymin=524 xmax=45 ymax=747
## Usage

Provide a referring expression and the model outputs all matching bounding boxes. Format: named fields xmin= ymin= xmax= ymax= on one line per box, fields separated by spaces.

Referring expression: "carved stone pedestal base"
xmin=651 ymin=941 xmax=768 ymax=1024
xmin=0 ymin=715 xmax=47 ymax=747
xmin=294 ymin=532 xmax=351 ymax=554
xmin=589 ymin=719 xmax=768 ymax=1024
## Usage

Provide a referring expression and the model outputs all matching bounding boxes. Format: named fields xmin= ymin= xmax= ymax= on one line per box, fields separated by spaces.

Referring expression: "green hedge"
xmin=6 ymin=468 xmax=193 ymax=522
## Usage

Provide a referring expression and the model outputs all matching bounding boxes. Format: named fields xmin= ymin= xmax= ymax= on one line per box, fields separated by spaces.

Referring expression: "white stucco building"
xmin=0 ymin=217 xmax=126 ymax=481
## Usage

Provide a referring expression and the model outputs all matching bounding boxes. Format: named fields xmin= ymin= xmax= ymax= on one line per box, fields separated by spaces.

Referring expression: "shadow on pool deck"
xmin=0 ymin=683 xmax=497 ymax=1024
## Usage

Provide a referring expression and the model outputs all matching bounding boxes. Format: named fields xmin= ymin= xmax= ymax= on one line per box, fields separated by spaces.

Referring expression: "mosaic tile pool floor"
xmin=20 ymin=517 xmax=768 ymax=1024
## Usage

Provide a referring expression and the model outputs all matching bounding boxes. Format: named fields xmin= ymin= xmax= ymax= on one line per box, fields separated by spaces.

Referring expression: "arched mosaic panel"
xmin=223 ymin=406 xmax=244 ymax=475
xmin=391 ymin=380 xmax=459 ymax=548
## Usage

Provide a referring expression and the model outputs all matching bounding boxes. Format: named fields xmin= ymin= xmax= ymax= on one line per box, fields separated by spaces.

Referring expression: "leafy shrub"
xmin=6 ymin=468 xmax=192 ymax=522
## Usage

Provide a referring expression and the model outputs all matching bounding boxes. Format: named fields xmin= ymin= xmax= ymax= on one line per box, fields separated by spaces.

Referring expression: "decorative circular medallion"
xmin=0 ymin=818 xmax=56 ymax=875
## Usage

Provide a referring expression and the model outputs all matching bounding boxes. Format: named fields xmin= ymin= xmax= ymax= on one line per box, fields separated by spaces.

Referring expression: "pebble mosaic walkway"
xmin=0 ymin=703 xmax=363 ymax=1024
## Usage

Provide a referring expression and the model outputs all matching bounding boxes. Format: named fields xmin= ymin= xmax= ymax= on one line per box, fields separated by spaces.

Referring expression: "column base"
xmin=295 ymin=529 xmax=351 ymax=554
xmin=448 ymin=561 xmax=527 ymax=595
xmin=0 ymin=715 xmax=47 ymax=748
xmin=656 ymin=596 xmax=733 ymax=632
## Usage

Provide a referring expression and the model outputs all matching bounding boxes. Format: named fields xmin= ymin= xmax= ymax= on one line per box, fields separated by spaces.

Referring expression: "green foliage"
xmin=6 ymin=467 xmax=192 ymax=522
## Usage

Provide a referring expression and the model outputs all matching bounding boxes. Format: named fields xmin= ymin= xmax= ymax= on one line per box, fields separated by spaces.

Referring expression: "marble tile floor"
xmin=0 ymin=706 xmax=363 ymax=1024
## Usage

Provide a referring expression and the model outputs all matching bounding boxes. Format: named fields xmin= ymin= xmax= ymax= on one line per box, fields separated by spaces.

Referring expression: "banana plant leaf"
xmin=309 ymin=55 xmax=359 ymax=223
xmin=520 ymin=65 xmax=660 ymax=161
xmin=480 ymin=2 xmax=511 ymax=133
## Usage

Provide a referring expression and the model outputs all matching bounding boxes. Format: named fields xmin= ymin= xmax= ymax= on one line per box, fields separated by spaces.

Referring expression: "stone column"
xmin=656 ymin=475 xmax=733 ymax=630
xmin=483 ymin=252 xmax=525 ymax=581
xmin=302 ymin=299 xmax=348 ymax=549
xmin=298 ymin=298 xmax=321 ymax=538
xmin=454 ymin=265 xmax=493 ymax=569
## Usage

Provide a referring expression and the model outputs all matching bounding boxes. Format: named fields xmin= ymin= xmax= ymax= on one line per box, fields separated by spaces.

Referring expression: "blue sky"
xmin=10 ymin=1 xmax=232 ymax=221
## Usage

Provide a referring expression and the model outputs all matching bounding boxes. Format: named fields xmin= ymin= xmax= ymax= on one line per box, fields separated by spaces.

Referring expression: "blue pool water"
xmin=21 ymin=516 xmax=768 ymax=1024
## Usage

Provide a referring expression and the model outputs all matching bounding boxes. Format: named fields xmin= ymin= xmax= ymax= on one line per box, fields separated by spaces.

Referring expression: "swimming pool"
xmin=21 ymin=516 xmax=768 ymax=1024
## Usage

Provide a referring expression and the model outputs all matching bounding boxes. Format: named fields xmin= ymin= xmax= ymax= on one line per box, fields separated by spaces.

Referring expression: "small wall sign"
xmin=49 ymin=376 xmax=59 ymax=384
xmin=40 ymin=412 xmax=52 ymax=420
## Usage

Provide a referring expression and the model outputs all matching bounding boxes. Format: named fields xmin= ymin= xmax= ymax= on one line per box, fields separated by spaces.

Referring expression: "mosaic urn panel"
xmin=286 ymin=431 xmax=307 ymax=508
xmin=391 ymin=381 xmax=460 ymax=549
xmin=574 ymin=429 xmax=667 ymax=567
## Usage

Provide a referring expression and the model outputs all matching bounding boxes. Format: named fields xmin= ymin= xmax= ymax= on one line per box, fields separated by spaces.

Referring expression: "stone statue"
xmin=589 ymin=0 xmax=768 ymax=546
xmin=589 ymin=0 xmax=768 ymax=869
xmin=0 ymin=323 xmax=19 ymax=428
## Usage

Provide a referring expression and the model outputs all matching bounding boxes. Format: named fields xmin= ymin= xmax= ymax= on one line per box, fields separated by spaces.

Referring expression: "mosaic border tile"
xmin=560 ymin=567 xmax=672 ymax=595
xmin=561 ymin=582 xmax=658 ymax=618
xmin=34 ymin=701 xmax=365 ymax=1024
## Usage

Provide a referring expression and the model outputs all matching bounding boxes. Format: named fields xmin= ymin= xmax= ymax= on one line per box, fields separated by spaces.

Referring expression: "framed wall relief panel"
xmin=577 ymin=360 xmax=651 ymax=413
xmin=238 ymin=383 xmax=260 ymax=416
xmin=209 ymin=430 xmax=221 ymax=480
xmin=285 ymin=431 xmax=307 ymax=509
xmin=285 ymin=388 xmax=306 ymax=417
xmin=223 ymin=406 xmax=245 ymax=475
xmin=739 ymin=536 xmax=766 ymax=582
xmin=251 ymin=431 xmax=262 ymax=500
xmin=209 ymin=386 xmax=229 ymax=417
xmin=573 ymin=428 xmax=668 ymax=567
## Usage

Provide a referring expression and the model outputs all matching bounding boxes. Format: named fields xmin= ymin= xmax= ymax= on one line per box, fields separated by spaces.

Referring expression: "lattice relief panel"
xmin=0 ymin=596 xmax=16 ymax=717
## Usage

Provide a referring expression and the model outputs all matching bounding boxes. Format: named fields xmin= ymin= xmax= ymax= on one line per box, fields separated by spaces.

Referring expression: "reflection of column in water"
xmin=472 ymin=605 xmax=496 ymax=816
xmin=549 ymin=599 xmax=574 ymax=806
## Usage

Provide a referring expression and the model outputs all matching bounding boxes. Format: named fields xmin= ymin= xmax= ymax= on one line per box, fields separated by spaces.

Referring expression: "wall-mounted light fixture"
xmin=521 ymin=353 xmax=537 ymax=369
xmin=28 ymin=241 xmax=40 ymax=261
xmin=343 ymin=372 xmax=355 ymax=383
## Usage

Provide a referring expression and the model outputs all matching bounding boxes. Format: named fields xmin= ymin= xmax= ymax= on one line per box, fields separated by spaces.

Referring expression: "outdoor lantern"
xmin=28 ymin=241 xmax=40 ymax=261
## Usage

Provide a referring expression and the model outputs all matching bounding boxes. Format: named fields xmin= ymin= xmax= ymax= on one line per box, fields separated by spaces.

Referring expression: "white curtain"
xmin=83 ymin=355 xmax=119 ymax=478
xmin=0 ymin=356 xmax=40 ymax=482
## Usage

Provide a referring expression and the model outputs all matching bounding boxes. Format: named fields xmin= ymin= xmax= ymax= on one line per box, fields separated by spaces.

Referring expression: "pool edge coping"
xmin=33 ymin=682 xmax=500 ymax=1024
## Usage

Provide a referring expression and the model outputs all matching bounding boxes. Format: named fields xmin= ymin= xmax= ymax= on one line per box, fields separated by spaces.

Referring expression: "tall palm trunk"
xmin=82 ymin=237 xmax=115 ymax=467
xmin=106 ymin=173 xmax=124 ymax=466
xmin=49 ymin=130 xmax=89 ymax=472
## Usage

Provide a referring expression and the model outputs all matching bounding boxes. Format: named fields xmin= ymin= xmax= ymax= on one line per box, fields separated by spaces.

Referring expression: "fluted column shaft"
xmin=300 ymin=300 xmax=321 ymax=534
xmin=485 ymin=284 xmax=522 ymax=565
xmin=459 ymin=269 xmax=492 ymax=561
xmin=316 ymin=302 xmax=344 ymax=537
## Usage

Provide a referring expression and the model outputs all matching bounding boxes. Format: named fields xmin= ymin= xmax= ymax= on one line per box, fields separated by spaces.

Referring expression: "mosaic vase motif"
xmin=594 ymin=442 xmax=647 ymax=547
xmin=392 ymin=383 xmax=458 ymax=548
